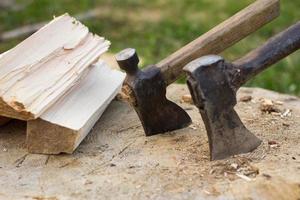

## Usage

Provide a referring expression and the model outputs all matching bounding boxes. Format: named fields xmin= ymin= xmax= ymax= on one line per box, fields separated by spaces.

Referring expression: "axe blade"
xmin=131 ymin=66 xmax=192 ymax=136
xmin=184 ymin=55 xmax=261 ymax=160
xmin=116 ymin=48 xmax=191 ymax=136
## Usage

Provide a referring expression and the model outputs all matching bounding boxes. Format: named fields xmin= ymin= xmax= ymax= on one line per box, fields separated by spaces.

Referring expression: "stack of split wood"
xmin=0 ymin=14 xmax=125 ymax=154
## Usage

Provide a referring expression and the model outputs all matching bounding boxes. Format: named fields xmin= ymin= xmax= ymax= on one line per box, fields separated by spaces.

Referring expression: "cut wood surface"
xmin=27 ymin=61 xmax=125 ymax=154
xmin=0 ymin=85 xmax=299 ymax=199
xmin=157 ymin=0 xmax=280 ymax=84
xmin=0 ymin=14 xmax=110 ymax=120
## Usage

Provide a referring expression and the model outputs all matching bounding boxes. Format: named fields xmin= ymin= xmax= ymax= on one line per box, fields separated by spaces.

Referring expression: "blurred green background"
xmin=0 ymin=0 xmax=299 ymax=95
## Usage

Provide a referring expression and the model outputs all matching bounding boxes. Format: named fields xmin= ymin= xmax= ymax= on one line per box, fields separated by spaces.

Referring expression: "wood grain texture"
xmin=1 ymin=85 xmax=300 ymax=199
xmin=157 ymin=0 xmax=280 ymax=85
xmin=0 ymin=14 xmax=110 ymax=120
xmin=26 ymin=61 xmax=125 ymax=154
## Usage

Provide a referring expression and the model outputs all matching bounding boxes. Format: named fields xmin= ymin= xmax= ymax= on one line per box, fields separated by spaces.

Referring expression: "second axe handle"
xmin=233 ymin=21 xmax=300 ymax=87
xmin=157 ymin=0 xmax=279 ymax=85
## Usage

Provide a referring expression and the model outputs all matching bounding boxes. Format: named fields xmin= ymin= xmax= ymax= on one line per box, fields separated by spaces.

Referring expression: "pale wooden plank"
xmin=26 ymin=61 xmax=125 ymax=154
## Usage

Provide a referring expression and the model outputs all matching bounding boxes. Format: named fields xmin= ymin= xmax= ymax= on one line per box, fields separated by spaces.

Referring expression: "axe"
xmin=184 ymin=21 xmax=300 ymax=160
xmin=115 ymin=0 xmax=279 ymax=136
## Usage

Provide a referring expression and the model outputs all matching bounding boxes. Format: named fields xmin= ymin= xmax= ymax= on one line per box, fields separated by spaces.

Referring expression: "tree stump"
xmin=0 ymin=84 xmax=299 ymax=200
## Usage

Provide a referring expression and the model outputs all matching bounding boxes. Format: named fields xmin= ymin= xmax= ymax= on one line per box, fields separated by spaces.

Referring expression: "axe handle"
xmin=233 ymin=21 xmax=300 ymax=86
xmin=156 ymin=0 xmax=280 ymax=85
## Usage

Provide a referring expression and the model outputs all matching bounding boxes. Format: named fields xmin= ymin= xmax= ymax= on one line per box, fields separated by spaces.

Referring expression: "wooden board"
xmin=26 ymin=61 xmax=125 ymax=154
xmin=0 ymin=14 xmax=110 ymax=120
xmin=0 ymin=85 xmax=299 ymax=199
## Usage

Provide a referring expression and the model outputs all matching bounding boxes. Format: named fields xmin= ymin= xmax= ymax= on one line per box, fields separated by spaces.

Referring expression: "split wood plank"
xmin=0 ymin=14 xmax=110 ymax=120
xmin=26 ymin=61 xmax=125 ymax=154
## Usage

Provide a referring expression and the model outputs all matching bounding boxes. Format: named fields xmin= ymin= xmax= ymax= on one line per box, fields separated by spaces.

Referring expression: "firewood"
xmin=26 ymin=61 xmax=125 ymax=154
xmin=0 ymin=14 xmax=110 ymax=120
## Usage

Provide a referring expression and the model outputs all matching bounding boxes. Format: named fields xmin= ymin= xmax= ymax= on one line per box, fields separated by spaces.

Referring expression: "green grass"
xmin=1 ymin=0 xmax=299 ymax=95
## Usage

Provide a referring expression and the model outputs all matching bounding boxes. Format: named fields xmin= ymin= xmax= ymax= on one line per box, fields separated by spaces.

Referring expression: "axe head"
xmin=183 ymin=55 xmax=261 ymax=160
xmin=116 ymin=48 xmax=191 ymax=136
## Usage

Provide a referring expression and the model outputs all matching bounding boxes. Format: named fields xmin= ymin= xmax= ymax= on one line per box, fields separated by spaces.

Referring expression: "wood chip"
xmin=268 ymin=141 xmax=278 ymax=145
xmin=262 ymin=173 xmax=272 ymax=179
xmin=230 ymin=163 xmax=239 ymax=170
xmin=189 ymin=124 xmax=197 ymax=130
xmin=274 ymin=100 xmax=284 ymax=105
xmin=282 ymin=122 xmax=290 ymax=127
xmin=236 ymin=173 xmax=252 ymax=181
xmin=268 ymin=140 xmax=280 ymax=148
xmin=239 ymin=95 xmax=252 ymax=102
xmin=181 ymin=94 xmax=193 ymax=104
xmin=260 ymin=98 xmax=280 ymax=113
xmin=281 ymin=109 xmax=292 ymax=118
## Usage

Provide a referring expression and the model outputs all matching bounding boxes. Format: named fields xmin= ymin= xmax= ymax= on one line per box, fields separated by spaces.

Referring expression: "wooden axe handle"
xmin=157 ymin=0 xmax=280 ymax=85
xmin=233 ymin=21 xmax=300 ymax=86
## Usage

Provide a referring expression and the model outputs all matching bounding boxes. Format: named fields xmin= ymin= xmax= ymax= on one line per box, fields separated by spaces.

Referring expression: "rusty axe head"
xmin=116 ymin=48 xmax=191 ymax=136
xmin=183 ymin=55 xmax=262 ymax=160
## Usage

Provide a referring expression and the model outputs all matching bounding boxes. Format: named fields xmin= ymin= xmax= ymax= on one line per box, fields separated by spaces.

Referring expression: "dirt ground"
xmin=0 ymin=84 xmax=299 ymax=200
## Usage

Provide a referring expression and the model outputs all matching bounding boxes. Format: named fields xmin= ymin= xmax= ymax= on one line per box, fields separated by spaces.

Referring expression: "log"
xmin=26 ymin=61 xmax=125 ymax=154
xmin=0 ymin=14 xmax=110 ymax=120
xmin=1 ymin=85 xmax=300 ymax=199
